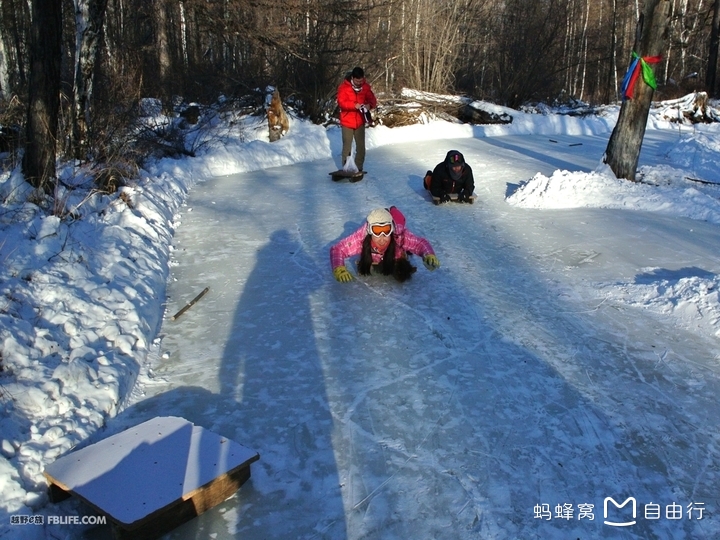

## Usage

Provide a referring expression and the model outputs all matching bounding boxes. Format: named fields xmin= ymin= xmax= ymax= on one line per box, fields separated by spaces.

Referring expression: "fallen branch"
xmin=170 ymin=287 xmax=209 ymax=321
xmin=685 ymin=176 xmax=717 ymax=185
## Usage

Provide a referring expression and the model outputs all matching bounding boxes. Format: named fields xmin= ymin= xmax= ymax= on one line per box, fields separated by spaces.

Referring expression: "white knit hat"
xmin=366 ymin=208 xmax=394 ymax=236
xmin=366 ymin=208 xmax=392 ymax=226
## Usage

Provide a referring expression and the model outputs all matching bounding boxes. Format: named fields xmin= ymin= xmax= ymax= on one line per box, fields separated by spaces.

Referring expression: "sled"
xmin=330 ymin=170 xmax=365 ymax=182
xmin=431 ymin=192 xmax=477 ymax=205
xmin=44 ymin=416 xmax=259 ymax=540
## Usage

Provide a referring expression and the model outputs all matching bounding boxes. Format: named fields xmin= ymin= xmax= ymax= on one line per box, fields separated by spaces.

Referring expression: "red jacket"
xmin=337 ymin=78 xmax=377 ymax=129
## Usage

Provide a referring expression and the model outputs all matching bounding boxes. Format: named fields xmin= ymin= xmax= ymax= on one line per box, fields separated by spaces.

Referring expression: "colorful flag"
xmin=621 ymin=52 xmax=662 ymax=100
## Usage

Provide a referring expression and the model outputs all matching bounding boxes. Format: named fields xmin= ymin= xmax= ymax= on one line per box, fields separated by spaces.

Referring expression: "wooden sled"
xmin=44 ymin=416 xmax=259 ymax=540
xmin=431 ymin=192 xmax=477 ymax=205
xmin=330 ymin=170 xmax=364 ymax=182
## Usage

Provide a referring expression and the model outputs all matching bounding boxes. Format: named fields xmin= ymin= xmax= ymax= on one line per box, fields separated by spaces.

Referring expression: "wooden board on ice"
xmin=431 ymin=192 xmax=477 ymax=205
xmin=329 ymin=170 xmax=364 ymax=181
xmin=44 ymin=416 xmax=259 ymax=538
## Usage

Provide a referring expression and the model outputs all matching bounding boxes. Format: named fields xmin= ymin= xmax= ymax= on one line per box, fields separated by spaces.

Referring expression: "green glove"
xmin=333 ymin=266 xmax=353 ymax=282
xmin=423 ymin=254 xmax=440 ymax=270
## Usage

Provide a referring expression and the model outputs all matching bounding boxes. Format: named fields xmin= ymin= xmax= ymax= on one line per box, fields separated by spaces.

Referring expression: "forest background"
xmin=0 ymin=0 xmax=719 ymax=194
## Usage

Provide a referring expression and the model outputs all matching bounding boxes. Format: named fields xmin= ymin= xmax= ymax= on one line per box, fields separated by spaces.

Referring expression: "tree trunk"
xmin=0 ymin=0 xmax=30 ymax=94
xmin=0 ymin=26 xmax=10 ymax=99
xmin=22 ymin=0 xmax=62 ymax=191
xmin=707 ymin=0 xmax=719 ymax=97
xmin=155 ymin=0 xmax=171 ymax=83
xmin=72 ymin=0 xmax=108 ymax=160
xmin=609 ymin=0 xmax=619 ymax=102
xmin=604 ymin=0 xmax=671 ymax=181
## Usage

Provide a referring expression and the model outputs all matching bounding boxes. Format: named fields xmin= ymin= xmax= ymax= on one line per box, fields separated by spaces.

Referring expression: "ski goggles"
xmin=368 ymin=222 xmax=393 ymax=237
xmin=449 ymin=154 xmax=463 ymax=166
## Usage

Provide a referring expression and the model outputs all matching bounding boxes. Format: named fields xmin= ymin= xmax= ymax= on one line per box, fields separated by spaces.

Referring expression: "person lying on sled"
xmin=330 ymin=206 xmax=440 ymax=283
xmin=424 ymin=150 xmax=475 ymax=203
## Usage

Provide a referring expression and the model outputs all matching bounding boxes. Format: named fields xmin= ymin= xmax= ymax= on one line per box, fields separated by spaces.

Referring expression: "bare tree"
xmin=604 ymin=0 xmax=672 ymax=181
xmin=5 ymin=0 xmax=720 ymax=178
xmin=23 ymin=0 xmax=62 ymax=191
xmin=402 ymin=0 xmax=467 ymax=92
xmin=608 ymin=0 xmax=620 ymax=101
xmin=0 ymin=0 xmax=30 ymax=96
xmin=708 ymin=0 xmax=719 ymax=95
xmin=71 ymin=0 xmax=108 ymax=160
xmin=0 ymin=26 xmax=10 ymax=99
xmin=83 ymin=0 xmax=718 ymax=112
xmin=491 ymin=0 xmax=568 ymax=106
xmin=154 ymin=0 xmax=171 ymax=83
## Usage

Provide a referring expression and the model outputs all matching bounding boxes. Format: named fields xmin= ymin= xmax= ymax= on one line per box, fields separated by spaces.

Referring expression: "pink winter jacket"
xmin=330 ymin=223 xmax=435 ymax=270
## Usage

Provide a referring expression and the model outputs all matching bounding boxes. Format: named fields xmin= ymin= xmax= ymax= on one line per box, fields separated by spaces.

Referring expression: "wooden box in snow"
xmin=43 ymin=416 xmax=259 ymax=539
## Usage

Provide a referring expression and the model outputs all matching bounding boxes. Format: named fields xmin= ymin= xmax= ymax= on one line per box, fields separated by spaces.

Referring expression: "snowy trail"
xmin=116 ymin=134 xmax=720 ymax=539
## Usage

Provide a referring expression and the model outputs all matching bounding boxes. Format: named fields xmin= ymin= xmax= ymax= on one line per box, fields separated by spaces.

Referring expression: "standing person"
xmin=330 ymin=207 xmax=440 ymax=283
xmin=426 ymin=150 xmax=475 ymax=203
xmin=337 ymin=67 xmax=377 ymax=173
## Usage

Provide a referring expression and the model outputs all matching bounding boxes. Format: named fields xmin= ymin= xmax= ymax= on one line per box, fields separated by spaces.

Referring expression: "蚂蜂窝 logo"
xmin=604 ymin=497 xmax=637 ymax=526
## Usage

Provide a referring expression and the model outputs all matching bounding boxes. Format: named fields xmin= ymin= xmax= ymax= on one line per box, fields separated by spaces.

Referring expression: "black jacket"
xmin=429 ymin=162 xmax=475 ymax=198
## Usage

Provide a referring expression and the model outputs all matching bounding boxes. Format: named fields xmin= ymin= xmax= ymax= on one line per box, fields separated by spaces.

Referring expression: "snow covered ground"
xmin=2 ymin=93 xmax=720 ymax=539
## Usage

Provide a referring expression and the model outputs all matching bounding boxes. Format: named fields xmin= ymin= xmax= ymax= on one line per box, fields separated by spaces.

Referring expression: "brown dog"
xmin=267 ymin=89 xmax=290 ymax=142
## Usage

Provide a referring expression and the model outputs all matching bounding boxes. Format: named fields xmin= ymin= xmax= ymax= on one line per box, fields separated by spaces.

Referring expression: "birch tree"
xmin=71 ymin=0 xmax=108 ymax=160
xmin=0 ymin=28 xmax=10 ymax=99
xmin=707 ymin=0 xmax=719 ymax=95
xmin=0 ymin=0 xmax=30 ymax=96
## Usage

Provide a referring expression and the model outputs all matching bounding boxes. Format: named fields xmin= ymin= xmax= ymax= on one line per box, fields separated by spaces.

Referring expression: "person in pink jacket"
xmin=330 ymin=207 xmax=440 ymax=283
xmin=337 ymin=67 xmax=377 ymax=173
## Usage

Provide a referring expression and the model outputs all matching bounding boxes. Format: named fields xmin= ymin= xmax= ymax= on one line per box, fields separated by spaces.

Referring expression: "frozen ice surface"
xmin=111 ymin=135 xmax=720 ymax=539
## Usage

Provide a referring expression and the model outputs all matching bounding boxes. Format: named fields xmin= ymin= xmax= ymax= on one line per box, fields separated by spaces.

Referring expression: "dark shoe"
xmin=423 ymin=171 xmax=432 ymax=190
